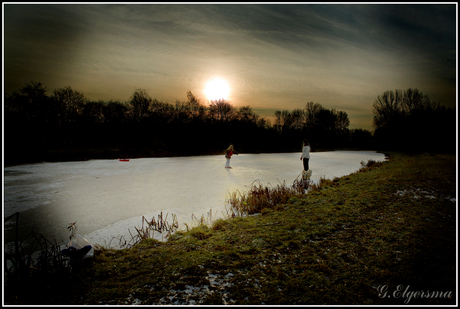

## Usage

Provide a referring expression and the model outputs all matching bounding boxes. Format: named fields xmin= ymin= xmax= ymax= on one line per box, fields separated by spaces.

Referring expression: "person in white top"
xmin=300 ymin=139 xmax=310 ymax=171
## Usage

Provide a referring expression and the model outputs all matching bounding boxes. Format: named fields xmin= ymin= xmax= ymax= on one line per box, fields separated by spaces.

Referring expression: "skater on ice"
xmin=224 ymin=144 xmax=238 ymax=168
xmin=300 ymin=139 xmax=312 ymax=180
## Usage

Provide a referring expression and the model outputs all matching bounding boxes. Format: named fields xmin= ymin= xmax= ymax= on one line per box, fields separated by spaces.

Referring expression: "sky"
xmin=3 ymin=3 xmax=457 ymax=130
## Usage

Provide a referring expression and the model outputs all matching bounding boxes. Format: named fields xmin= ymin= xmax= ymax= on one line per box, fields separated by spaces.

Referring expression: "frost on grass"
xmin=155 ymin=272 xmax=235 ymax=305
xmin=395 ymin=188 xmax=455 ymax=202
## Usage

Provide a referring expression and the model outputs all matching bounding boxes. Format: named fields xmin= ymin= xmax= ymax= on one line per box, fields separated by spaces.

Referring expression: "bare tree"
xmin=5 ymin=81 xmax=49 ymax=120
xmin=372 ymin=89 xmax=403 ymax=130
xmin=186 ymin=91 xmax=205 ymax=119
xmin=103 ymin=100 xmax=129 ymax=124
xmin=280 ymin=110 xmax=294 ymax=130
xmin=129 ymin=88 xmax=152 ymax=119
xmin=334 ymin=110 xmax=350 ymax=132
xmin=304 ymin=102 xmax=323 ymax=129
xmin=291 ymin=108 xmax=305 ymax=130
xmin=274 ymin=110 xmax=282 ymax=131
xmin=237 ymin=105 xmax=259 ymax=123
xmin=53 ymin=86 xmax=87 ymax=123
xmin=209 ymin=99 xmax=234 ymax=121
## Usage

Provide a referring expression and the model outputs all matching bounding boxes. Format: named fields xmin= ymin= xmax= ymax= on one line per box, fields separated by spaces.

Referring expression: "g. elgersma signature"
xmin=376 ymin=284 xmax=453 ymax=304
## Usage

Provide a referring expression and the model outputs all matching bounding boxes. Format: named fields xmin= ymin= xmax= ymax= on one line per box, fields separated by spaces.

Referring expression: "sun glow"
xmin=204 ymin=77 xmax=231 ymax=101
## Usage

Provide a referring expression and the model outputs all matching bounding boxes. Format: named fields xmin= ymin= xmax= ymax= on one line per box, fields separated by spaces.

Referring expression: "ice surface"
xmin=3 ymin=151 xmax=385 ymax=249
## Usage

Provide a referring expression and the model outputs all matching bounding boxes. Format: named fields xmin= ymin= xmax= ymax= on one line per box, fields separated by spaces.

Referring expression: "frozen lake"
xmin=4 ymin=151 xmax=385 ymax=249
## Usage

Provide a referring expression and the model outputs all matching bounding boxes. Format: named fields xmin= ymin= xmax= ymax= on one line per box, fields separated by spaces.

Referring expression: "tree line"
xmin=372 ymin=88 xmax=456 ymax=152
xmin=4 ymin=82 xmax=455 ymax=165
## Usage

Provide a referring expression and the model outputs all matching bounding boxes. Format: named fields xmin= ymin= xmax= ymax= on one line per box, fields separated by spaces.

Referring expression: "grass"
xmin=4 ymin=152 xmax=456 ymax=305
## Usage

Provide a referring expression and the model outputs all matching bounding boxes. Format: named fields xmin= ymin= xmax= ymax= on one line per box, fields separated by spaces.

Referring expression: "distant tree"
xmin=5 ymin=81 xmax=49 ymax=119
xmin=129 ymin=88 xmax=152 ymax=119
xmin=209 ymin=99 xmax=234 ymax=121
xmin=291 ymin=108 xmax=305 ymax=130
xmin=401 ymin=88 xmax=429 ymax=114
xmin=315 ymin=108 xmax=337 ymax=147
xmin=53 ymin=86 xmax=87 ymax=123
xmin=184 ymin=92 xmax=206 ymax=121
xmin=103 ymin=100 xmax=129 ymax=124
xmin=372 ymin=89 xmax=405 ymax=149
xmin=237 ymin=105 xmax=258 ymax=123
xmin=372 ymin=90 xmax=403 ymax=130
xmin=304 ymin=102 xmax=323 ymax=130
xmin=280 ymin=110 xmax=294 ymax=130
xmin=256 ymin=117 xmax=270 ymax=129
xmin=334 ymin=110 xmax=350 ymax=132
xmin=174 ymin=100 xmax=188 ymax=118
xmin=372 ymin=88 xmax=455 ymax=152
xmin=317 ymin=109 xmax=336 ymax=131
xmin=4 ymin=82 xmax=51 ymax=165
xmin=332 ymin=109 xmax=350 ymax=147
xmin=272 ymin=102 xmax=351 ymax=149
xmin=150 ymin=99 xmax=174 ymax=120
xmin=350 ymin=128 xmax=374 ymax=149
xmin=274 ymin=110 xmax=282 ymax=131
xmin=82 ymin=100 xmax=105 ymax=124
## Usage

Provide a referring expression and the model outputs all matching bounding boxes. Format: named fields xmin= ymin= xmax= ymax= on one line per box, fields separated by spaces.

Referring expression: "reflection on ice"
xmin=4 ymin=151 xmax=385 ymax=249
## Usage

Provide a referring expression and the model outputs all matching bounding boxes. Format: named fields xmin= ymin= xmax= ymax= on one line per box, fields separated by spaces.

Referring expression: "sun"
xmin=204 ymin=77 xmax=230 ymax=101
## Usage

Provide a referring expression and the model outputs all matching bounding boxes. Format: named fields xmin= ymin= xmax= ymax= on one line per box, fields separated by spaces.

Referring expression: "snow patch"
xmin=395 ymin=188 xmax=455 ymax=202
xmin=155 ymin=272 xmax=236 ymax=305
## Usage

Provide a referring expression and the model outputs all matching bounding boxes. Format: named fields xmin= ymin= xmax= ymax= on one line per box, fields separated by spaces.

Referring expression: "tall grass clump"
xmin=226 ymin=176 xmax=323 ymax=216
xmin=110 ymin=211 xmax=179 ymax=248
xmin=5 ymin=233 xmax=72 ymax=283
xmin=4 ymin=224 xmax=75 ymax=302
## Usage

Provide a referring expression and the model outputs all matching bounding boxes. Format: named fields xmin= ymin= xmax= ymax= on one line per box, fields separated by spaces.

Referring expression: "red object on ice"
xmin=118 ymin=159 xmax=130 ymax=162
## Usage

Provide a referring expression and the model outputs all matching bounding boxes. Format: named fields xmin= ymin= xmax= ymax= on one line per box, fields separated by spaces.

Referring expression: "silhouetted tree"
xmin=150 ymin=99 xmax=174 ymax=120
xmin=291 ymin=108 xmax=304 ymax=130
xmin=280 ymin=110 xmax=294 ymax=131
xmin=237 ymin=105 xmax=258 ymax=123
xmin=273 ymin=102 xmax=351 ymax=149
xmin=315 ymin=108 xmax=336 ymax=147
xmin=333 ymin=109 xmax=350 ymax=147
xmin=334 ymin=110 xmax=350 ymax=132
xmin=209 ymin=99 xmax=234 ymax=121
xmin=103 ymin=100 xmax=129 ymax=124
xmin=129 ymin=88 xmax=151 ymax=120
xmin=256 ymin=117 xmax=270 ymax=129
xmin=5 ymin=81 xmax=49 ymax=121
xmin=4 ymin=81 xmax=51 ymax=164
xmin=53 ymin=86 xmax=87 ymax=124
xmin=186 ymin=90 xmax=206 ymax=120
xmin=372 ymin=89 xmax=405 ymax=149
xmin=401 ymin=88 xmax=429 ymax=114
xmin=304 ymin=102 xmax=323 ymax=130
xmin=350 ymin=128 xmax=374 ymax=149
xmin=372 ymin=90 xmax=403 ymax=130
xmin=82 ymin=100 xmax=105 ymax=124
xmin=373 ymin=88 xmax=455 ymax=152
xmin=274 ymin=110 xmax=282 ymax=131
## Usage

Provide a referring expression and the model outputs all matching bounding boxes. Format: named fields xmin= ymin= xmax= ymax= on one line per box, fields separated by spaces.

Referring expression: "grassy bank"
xmin=4 ymin=152 xmax=456 ymax=305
